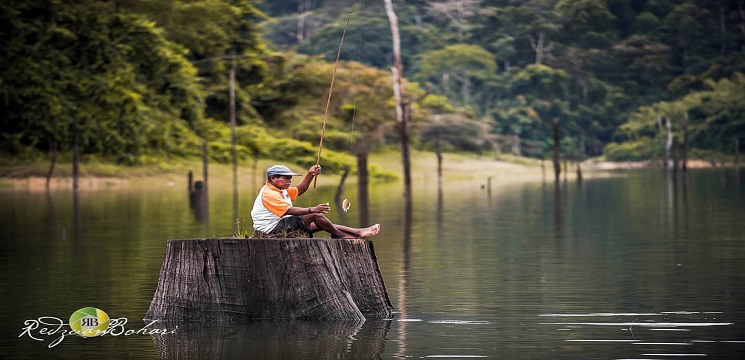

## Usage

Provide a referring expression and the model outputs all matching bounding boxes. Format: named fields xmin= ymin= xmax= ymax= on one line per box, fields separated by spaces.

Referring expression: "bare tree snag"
xmin=664 ymin=116 xmax=673 ymax=169
xmin=735 ymin=138 xmax=740 ymax=169
xmin=384 ymin=0 xmax=412 ymax=200
xmin=72 ymin=125 xmax=79 ymax=192
xmin=425 ymin=0 xmax=483 ymax=43
xmin=356 ymin=147 xmax=371 ymax=226
xmin=529 ymin=32 xmax=553 ymax=65
xmin=512 ymin=134 xmax=521 ymax=156
xmin=46 ymin=140 xmax=57 ymax=190
xmin=297 ymin=3 xmax=308 ymax=43
xmin=682 ymin=112 xmax=689 ymax=172
xmin=551 ymin=117 xmax=561 ymax=182
xmin=145 ymin=238 xmax=393 ymax=322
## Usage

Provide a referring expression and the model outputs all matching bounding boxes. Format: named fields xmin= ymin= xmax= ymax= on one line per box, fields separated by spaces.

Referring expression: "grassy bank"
xmin=0 ymin=150 xmax=549 ymax=190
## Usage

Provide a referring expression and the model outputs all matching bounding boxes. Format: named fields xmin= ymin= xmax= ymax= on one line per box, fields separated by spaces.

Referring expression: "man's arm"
xmin=296 ymin=164 xmax=322 ymax=196
xmin=283 ymin=203 xmax=331 ymax=216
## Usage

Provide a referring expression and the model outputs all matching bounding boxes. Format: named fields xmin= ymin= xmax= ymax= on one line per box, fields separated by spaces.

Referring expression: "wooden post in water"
xmin=735 ymin=138 xmax=740 ymax=169
xmin=202 ymin=140 xmax=209 ymax=194
xmin=73 ymin=126 xmax=79 ymax=192
xmin=187 ymin=171 xmax=193 ymax=194
xmin=145 ymin=238 xmax=393 ymax=322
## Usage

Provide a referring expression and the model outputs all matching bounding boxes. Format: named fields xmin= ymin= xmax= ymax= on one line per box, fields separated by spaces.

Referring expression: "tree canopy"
xmin=2 ymin=0 xmax=744 ymax=168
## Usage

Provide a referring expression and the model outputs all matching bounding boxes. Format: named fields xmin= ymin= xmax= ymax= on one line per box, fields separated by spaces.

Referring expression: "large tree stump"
xmin=144 ymin=238 xmax=393 ymax=322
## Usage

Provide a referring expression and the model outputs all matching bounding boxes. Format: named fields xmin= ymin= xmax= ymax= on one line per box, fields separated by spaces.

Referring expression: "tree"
xmin=661 ymin=2 xmax=709 ymax=72
xmin=606 ymin=73 xmax=745 ymax=163
xmin=507 ymin=64 xmax=571 ymax=181
xmin=0 ymin=1 xmax=205 ymax=163
xmin=416 ymin=44 xmax=496 ymax=109
xmin=425 ymin=0 xmax=484 ymax=43
xmin=384 ymin=0 xmax=413 ymax=201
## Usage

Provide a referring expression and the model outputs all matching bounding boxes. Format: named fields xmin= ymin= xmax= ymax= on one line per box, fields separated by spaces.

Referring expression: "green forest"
xmin=2 ymin=0 xmax=744 ymax=176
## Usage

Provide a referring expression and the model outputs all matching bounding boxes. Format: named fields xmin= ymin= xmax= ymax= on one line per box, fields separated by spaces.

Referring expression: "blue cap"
xmin=266 ymin=165 xmax=302 ymax=177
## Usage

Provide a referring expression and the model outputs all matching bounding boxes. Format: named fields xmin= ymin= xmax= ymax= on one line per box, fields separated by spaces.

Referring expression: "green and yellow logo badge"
xmin=69 ymin=307 xmax=110 ymax=337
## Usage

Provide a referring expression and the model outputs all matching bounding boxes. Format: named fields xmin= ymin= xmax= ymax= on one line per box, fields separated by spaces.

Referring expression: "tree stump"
xmin=144 ymin=238 xmax=393 ymax=322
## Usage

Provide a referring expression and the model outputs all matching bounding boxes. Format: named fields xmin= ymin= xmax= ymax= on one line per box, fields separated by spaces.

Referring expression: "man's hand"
xmin=312 ymin=203 xmax=331 ymax=213
xmin=308 ymin=164 xmax=322 ymax=176
xmin=296 ymin=165 xmax=321 ymax=195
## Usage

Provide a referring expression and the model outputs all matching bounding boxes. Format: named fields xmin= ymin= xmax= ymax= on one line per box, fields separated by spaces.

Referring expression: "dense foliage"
xmin=1 ymin=0 xmax=743 ymax=169
xmin=260 ymin=0 xmax=745 ymax=160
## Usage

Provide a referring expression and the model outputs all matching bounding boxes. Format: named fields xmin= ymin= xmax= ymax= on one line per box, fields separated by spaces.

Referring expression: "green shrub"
xmin=207 ymin=142 xmax=251 ymax=164
xmin=368 ymin=165 xmax=398 ymax=182
xmin=603 ymin=138 xmax=660 ymax=161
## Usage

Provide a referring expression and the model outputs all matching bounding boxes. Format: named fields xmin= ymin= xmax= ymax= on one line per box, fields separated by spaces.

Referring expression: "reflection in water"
xmin=436 ymin=184 xmax=443 ymax=243
xmin=2 ymin=170 xmax=744 ymax=359
xmin=553 ymin=180 xmax=562 ymax=239
xmin=44 ymin=189 xmax=56 ymax=238
xmin=666 ymin=171 xmax=691 ymax=239
xmin=232 ymin=180 xmax=238 ymax=237
xmin=680 ymin=173 xmax=689 ymax=238
xmin=540 ymin=311 xmax=740 ymax=359
xmin=151 ymin=320 xmax=390 ymax=360
xmin=73 ymin=189 xmax=80 ymax=241
xmin=396 ymin=197 xmax=413 ymax=358
xmin=189 ymin=181 xmax=209 ymax=233
xmin=668 ymin=171 xmax=678 ymax=237
xmin=358 ymin=186 xmax=370 ymax=229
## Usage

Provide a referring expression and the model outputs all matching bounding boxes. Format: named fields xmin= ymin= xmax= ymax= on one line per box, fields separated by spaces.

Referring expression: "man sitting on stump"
xmin=251 ymin=164 xmax=380 ymax=239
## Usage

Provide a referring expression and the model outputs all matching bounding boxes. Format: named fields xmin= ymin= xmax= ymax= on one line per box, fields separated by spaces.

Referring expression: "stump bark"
xmin=145 ymin=238 xmax=393 ymax=322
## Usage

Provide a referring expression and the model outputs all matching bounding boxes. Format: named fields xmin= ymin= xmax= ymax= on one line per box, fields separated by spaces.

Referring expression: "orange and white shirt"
xmin=251 ymin=183 xmax=299 ymax=232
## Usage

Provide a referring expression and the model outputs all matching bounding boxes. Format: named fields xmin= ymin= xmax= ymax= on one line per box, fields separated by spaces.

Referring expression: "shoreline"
xmin=1 ymin=155 xmax=739 ymax=191
xmin=583 ymin=159 xmax=737 ymax=170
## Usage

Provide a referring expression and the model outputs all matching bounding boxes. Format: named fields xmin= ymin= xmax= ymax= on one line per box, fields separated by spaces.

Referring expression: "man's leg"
xmin=303 ymin=214 xmax=380 ymax=238
xmin=335 ymin=224 xmax=380 ymax=238
xmin=303 ymin=213 xmax=355 ymax=238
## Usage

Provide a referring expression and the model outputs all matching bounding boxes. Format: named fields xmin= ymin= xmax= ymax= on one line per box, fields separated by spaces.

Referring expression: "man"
xmin=251 ymin=164 xmax=380 ymax=239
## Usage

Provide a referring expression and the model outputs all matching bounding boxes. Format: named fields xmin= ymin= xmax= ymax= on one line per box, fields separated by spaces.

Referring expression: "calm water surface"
xmin=1 ymin=169 xmax=744 ymax=359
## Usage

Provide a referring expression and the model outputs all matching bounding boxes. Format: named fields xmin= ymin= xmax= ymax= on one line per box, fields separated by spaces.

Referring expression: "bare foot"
xmin=358 ymin=224 xmax=380 ymax=238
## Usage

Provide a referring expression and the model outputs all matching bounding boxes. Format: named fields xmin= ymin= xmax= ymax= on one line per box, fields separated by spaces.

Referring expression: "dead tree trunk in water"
xmin=384 ymin=0 xmax=412 ymax=200
xmin=357 ymin=152 xmax=370 ymax=226
xmin=435 ymin=127 xmax=443 ymax=187
xmin=682 ymin=112 xmax=689 ymax=172
xmin=46 ymin=141 xmax=58 ymax=190
xmin=73 ymin=126 xmax=79 ymax=192
xmin=551 ymin=117 xmax=561 ymax=182
xmin=145 ymin=238 xmax=393 ymax=322
xmin=664 ymin=116 xmax=673 ymax=169
xmin=672 ymin=138 xmax=679 ymax=174
xmin=355 ymin=139 xmax=371 ymax=226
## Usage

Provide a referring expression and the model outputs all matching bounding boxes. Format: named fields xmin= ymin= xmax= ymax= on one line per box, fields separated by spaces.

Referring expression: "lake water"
xmin=2 ymin=168 xmax=744 ymax=359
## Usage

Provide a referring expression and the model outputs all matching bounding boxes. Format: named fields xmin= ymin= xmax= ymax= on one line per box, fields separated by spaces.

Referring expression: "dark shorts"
xmin=270 ymin=215 xmax=306 ymax=234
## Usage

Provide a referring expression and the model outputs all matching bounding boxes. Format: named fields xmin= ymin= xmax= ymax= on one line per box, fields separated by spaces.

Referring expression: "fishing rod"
xmin=314 ymin=11 xmax=353 ymax=189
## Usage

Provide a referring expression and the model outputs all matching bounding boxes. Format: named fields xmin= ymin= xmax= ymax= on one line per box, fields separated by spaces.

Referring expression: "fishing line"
xmin=314 ymin=10 xmax=354 ymax=189
xmin=344 ymin=0 xmax=366 ymax=206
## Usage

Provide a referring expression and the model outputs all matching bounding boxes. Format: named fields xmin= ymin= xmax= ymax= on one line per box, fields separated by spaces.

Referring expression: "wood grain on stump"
xmin=144 ymin=238 xmax=393 ymax=322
